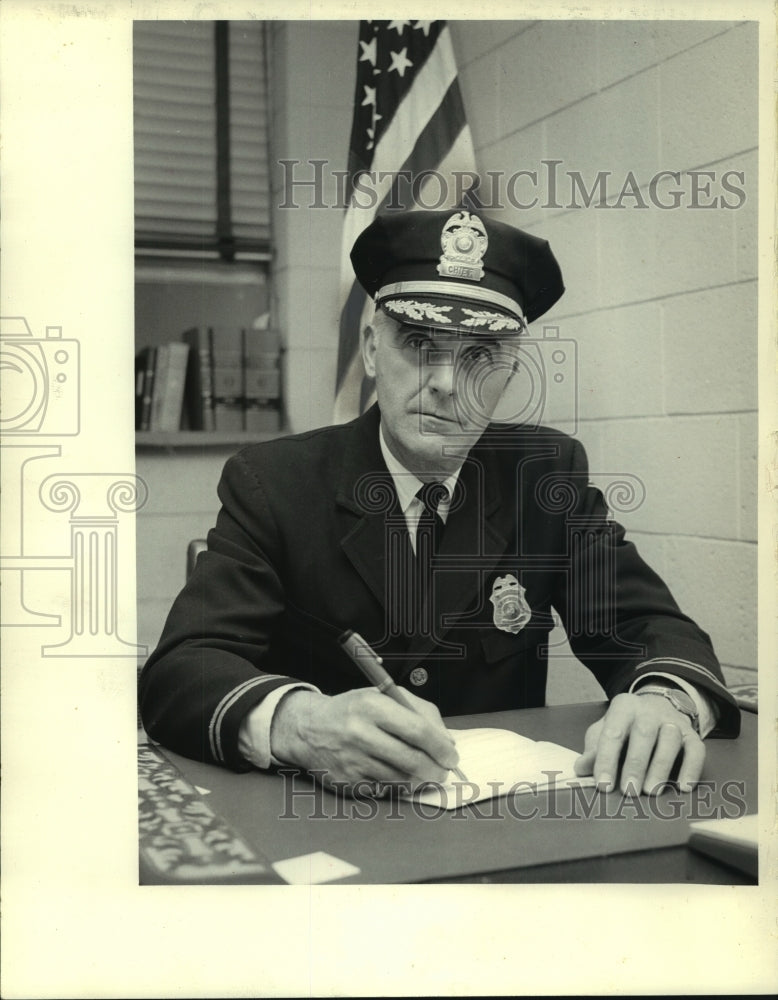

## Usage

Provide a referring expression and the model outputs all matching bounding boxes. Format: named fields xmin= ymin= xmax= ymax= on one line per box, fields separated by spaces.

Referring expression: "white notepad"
xmin=408 ymin=727 xmax=595 ymax=809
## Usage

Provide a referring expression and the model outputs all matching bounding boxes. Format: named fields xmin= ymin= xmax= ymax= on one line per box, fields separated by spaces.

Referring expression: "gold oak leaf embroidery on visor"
xmin=460 ymin=308 xmax=522 ymax=331
xmin=388 ymin=300 xmax=453 ymax=323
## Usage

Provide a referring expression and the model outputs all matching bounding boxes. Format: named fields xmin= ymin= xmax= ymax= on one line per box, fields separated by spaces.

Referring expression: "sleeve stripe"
xmin=209 ymin=674 xmax=285 ymax=762
xmin=634 ymin=658 xmax=729 ymax=692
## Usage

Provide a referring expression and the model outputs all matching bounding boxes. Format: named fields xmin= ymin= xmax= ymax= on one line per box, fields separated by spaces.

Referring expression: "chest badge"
xmin=490 ymin=574 xmax=531 ymax=634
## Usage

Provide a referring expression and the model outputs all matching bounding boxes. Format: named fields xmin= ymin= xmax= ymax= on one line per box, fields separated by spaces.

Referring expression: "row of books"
xmin=135 ymin=326 xmax=282 ymax=434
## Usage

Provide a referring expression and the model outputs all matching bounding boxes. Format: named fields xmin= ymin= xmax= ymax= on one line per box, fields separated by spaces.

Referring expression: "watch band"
xmin=636 ymin=684 xmax=701 ymax=735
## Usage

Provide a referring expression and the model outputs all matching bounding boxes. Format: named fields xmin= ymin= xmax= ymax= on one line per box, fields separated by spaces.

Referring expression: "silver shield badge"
xmin=437 ymin=210 xmax=487 ymax=282
xmin=489 ymin=574 xmax=531 ymax=634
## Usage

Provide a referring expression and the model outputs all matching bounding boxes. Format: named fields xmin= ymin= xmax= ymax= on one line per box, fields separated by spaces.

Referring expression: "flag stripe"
xmin=346 ymin=21 xmax=445 ymax=180
xmin=390 ymin=79 xmax=469 ymax=204
xmin=335 ymin=82 xmax=470 ymax=394
xmin=334 ymin=20 xmax=476 ymax=423
xmin=338 ymin=27 xmax=459 ymax=300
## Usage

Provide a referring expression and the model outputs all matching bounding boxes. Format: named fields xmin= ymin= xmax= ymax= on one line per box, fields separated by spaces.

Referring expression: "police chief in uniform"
xmin=139 ymin=208 xmax=740 ymax=797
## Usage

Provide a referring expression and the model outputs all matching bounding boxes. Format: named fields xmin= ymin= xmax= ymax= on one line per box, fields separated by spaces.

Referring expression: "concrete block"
xmin=284 ymin=346 xmax=339 ymax=433
xmin=275 ymin=21 xmax=358 ymax=115
xmin=460 ymin=21 xmax=600 ymax=150
xmin=466 ymin=123 xmax=547 ymax=223
xmin=544 ymin=68 xmax=661 ymax=198
xmin=596 ymin=203 xmax=735 ymax=309
xmin=595 ymin=20 xmax=737 ymax=90
xmin=663 ymin=536 xmax=757 ymax=669
xmin=495 ymin=320 xmax=578 ymax=428
xmin=574 ymin=420 xmax=605 ymax=472
xmin=269 ymin=23 xmax=355 ymax=206
xmin=272 ymin=109 xmax=351 ymax=219
xmin=553 ymin=302 xmax=665 ymax=421
xmin=456 ymin=47 xmax=505 ymax=153
xmin=593 ymin=207 xmax=657 ymax=310
xmin=730 ymin=150 xmax=758 ymax=281
xmin=651 ymin=202 xmax=736 ymax=296
xmin=136 ymin=452 xmax=228 ymax=515
xmin=737 ymin=412 xmax=758 ymax=542
xmin=451 ymin=20 xmax=536 ymax=69
xmin=275 ymin=264 xmax=341 ymax=352
xmin=659 ymin=24 xmax=758 ymax=169
xmin=662 ymin=283 xmax=757 ymax=414
xmin=721 ymin=664 xmax=758 ymax=688
xmin=598 ymin=415 xmax=739 ymax=538
xmin=504 ymin=21 xmax=600 ymax=126
xmin=526 ymin=208 xmax=603 ymax=318
xmin=137 ymin=510 xmax=218 ymax=599
xmin=273 ymin=176 xmax=347 ymax=271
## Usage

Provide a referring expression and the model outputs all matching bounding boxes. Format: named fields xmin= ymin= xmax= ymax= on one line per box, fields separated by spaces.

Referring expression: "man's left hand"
xmin=573 ymin=692 xmax=704 ymax=795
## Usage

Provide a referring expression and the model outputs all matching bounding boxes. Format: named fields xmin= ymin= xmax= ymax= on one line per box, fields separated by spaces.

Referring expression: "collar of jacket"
xmin=334 ymin=403 xmax=511 ymax=667
xmin=334 ymin=402 xmax=503 ymax=517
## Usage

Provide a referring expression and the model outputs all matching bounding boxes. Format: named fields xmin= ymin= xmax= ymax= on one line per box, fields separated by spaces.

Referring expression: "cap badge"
xmin=437 ymin=211 xmax=487 ymax=282
xmin=489 ymin=574 xmax=531 ymax=634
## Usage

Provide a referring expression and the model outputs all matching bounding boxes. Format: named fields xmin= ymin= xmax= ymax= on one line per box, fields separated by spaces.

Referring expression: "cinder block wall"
xmin=452 ymin=20 xmax=758 ymax=697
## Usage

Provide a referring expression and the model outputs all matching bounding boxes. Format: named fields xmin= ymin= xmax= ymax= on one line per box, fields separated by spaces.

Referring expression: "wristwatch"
xmin=635 ymin=684 xmax=701 ymax=735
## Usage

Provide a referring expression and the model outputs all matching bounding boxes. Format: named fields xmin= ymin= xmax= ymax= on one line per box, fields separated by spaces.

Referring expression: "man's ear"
xmin=500 ymin=351 xmax=520 ymax=390
xmin=508 ymin=355 xmax=519 ymax=383
xmin=361 ymin=321 xmax=377 ymax=378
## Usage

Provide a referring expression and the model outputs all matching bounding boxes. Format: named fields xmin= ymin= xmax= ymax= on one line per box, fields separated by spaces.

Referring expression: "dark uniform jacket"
xmin=139 ymin=404 xmax=740 ymax=770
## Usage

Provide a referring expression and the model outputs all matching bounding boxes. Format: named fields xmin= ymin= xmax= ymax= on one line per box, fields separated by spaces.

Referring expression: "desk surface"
xmin=139 ymin=702 xmax=757 ymax=885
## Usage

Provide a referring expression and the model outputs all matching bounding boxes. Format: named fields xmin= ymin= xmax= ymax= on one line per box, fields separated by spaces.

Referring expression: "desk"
xmin=139 ymin=702 xmax=757 ymax=885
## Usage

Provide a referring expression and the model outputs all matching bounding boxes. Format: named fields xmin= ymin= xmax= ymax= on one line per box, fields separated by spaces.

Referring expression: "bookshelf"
xmin=135 ymin=262 xmax=282 ymax=444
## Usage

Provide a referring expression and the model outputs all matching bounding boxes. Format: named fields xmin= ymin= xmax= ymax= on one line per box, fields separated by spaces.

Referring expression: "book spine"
xmin=244 ymin=328 xmax=282 ymax=434
xmin=182 ymin=329 xmax=214 ymax=431
xmin=155 ymin=342 xmax=190 ymax=432
xmin=135 ymin=352 xmax=145 ymax=430
xmin=139 ymin=346 xmax=157 ymax=432
xmin=211 ymin=326 xmax=244 ymax=432
xmin=200 ymin=342 xmax=215 ymax=431
xmin=149 ymin=344 xmax=171 ymax=432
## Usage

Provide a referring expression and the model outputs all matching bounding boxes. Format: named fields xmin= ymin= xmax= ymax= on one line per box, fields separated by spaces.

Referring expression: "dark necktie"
xmin=414 ymin=483 xmax=447 ymax=638
xmin=415 ymin=482 xmax=447 ymax=557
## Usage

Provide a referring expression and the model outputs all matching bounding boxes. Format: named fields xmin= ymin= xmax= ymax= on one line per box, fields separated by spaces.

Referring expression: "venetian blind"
xmin=134 ymin=20 xmax=271 ymax=259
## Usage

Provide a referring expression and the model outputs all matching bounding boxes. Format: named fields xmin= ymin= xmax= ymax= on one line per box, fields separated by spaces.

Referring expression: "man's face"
xmin=361 ymin=310 xmax=519 ymax=479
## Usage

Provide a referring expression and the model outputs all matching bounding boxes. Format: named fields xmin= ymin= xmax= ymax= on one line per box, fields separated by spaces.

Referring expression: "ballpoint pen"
xmin=338 ymin=629 xmax=468 ymax=783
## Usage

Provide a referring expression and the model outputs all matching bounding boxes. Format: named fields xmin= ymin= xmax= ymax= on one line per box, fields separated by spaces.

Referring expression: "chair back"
xmin=186 ymin=538 xmax=207 ymax=579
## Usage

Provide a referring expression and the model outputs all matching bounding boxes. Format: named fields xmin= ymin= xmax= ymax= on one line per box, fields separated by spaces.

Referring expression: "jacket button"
xmin=409 ymin=666 xmax=428 ymax=686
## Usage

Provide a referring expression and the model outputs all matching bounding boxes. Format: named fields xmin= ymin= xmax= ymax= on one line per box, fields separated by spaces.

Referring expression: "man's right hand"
xmin=266 ymin=687 xmax=460 ymax=794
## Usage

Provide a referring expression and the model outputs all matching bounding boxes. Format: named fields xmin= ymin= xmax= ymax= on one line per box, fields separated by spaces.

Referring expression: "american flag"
xmin=333 ymin=20 xmax=477 ymax=422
